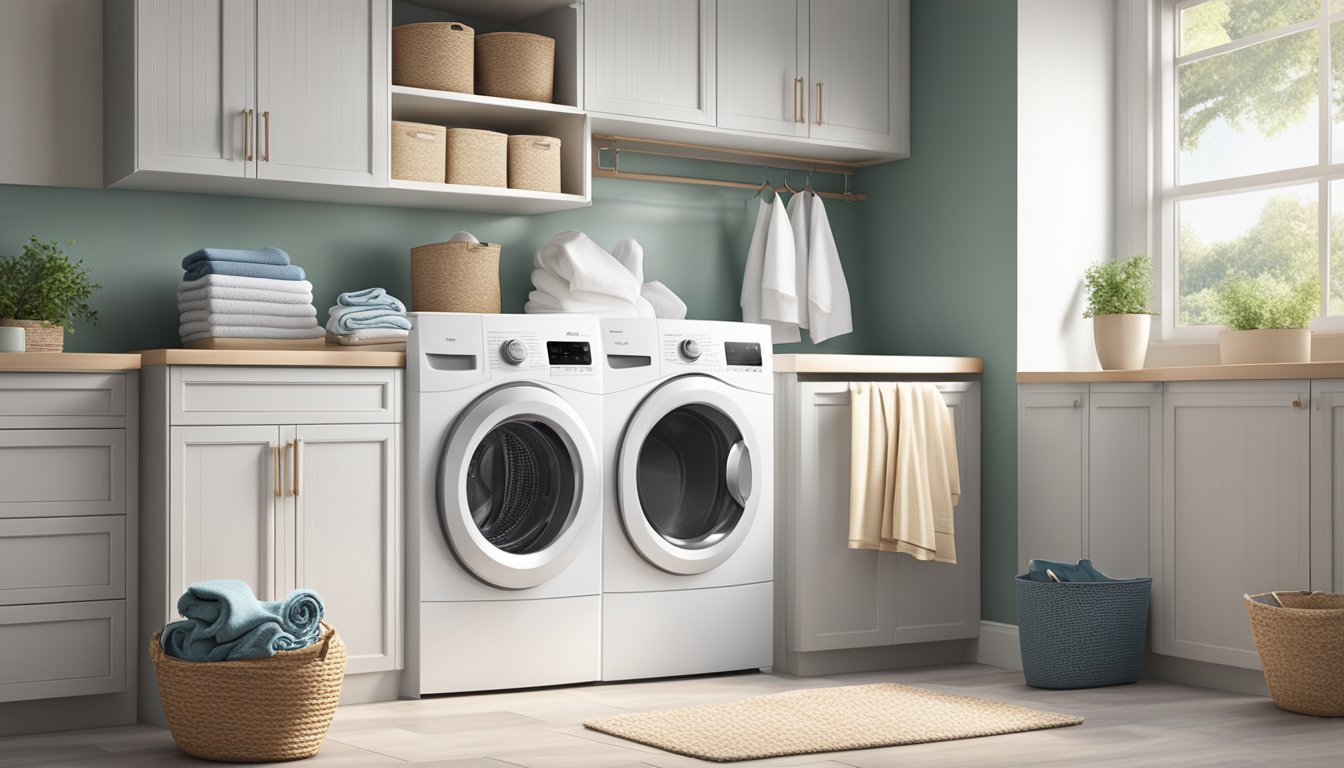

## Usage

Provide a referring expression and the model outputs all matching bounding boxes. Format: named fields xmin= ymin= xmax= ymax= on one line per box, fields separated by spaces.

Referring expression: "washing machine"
xmin=403 ymin=313 xmax=603 ymax=695
xmin=600 ymin=318 xmax=774 ymax=680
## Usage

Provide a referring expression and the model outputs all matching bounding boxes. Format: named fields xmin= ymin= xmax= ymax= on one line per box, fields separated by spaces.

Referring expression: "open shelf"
xmin=384 ymin=178 xmax=589 ymax=214
xmin=391 ymin=85 xmax=581 ymax=130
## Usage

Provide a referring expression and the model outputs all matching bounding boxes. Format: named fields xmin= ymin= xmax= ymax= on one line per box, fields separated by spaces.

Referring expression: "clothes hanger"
xmin=781 ymin=169 xmax=800 ymax=196
xmin=747 ymin=166 xmax=774 ymax=203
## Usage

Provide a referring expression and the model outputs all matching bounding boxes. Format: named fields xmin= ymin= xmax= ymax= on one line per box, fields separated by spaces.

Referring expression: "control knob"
xmin=501 ymin=339 xmax=528 ymax=365
xmin=679 ymin=338 xmax=701 ymax=361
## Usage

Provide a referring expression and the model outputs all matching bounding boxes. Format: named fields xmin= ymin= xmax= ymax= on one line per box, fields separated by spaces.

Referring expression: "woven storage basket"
xmin=1015 ymin=574 xmax=1152 ymax=689
xmin=411 ymin=240 xmax=502 ymax=313
xmin=391 ymin=120 xmax=447 ymax=183
xmin=149 ymin=623 xmax=346 ymax=762
xmin=0 ymin=319 xmax=63 ymax=352
xmin=475 ymin=32 xmax=555 ymax=102
xmin=446 ymin=128 xmax=506 ymax=187
xmin=1246 ymin=591 xmax=1344 ymax=716
xmin=507 ymin=135 xmax=561 ymax=193
xmin=392 ymin=22 xmax=474 ymax=93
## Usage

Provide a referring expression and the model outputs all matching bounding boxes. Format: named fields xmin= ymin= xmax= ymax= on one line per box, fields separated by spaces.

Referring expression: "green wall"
xmin=857 ymin=0 xmax=1019 ymax=623
xmin=0 ymin=177 xmax=867 ymax=354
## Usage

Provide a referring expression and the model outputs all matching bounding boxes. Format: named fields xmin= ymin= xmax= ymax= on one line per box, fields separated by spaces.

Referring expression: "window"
xmin=1157 ymin=0 xmax=1337 ymax=339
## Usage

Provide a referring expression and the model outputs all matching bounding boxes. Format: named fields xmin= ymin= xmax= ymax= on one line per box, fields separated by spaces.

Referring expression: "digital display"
xmin=724 ymin=341 xmax=763 ymax=367
xmin=547 ymin=341 xmax=592 ymax=366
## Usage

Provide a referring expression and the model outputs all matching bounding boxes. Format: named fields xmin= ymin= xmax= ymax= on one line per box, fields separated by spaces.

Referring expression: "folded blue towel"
xmin=1023 ymin=558 xmax=1111 ymax=583
xmin=328 ymin=305 xmax=412 ymax=334
xmin=183 ymin=261 xmax=306 ymax=282
xmin=337 ymin=287 xmax=405 ymax=312
xmin=160 ymin=579 xmax=325 ymax=661
xmin=181 ymin=247 xmax=292 ymax=270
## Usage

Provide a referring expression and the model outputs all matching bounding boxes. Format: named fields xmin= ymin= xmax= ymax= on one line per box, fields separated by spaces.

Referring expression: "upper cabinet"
xmin=587 ymin=0 xmax=909 ymax=161
xmin=585 ymin=0 xmax=716 ymax=125
xmin=105 ymin=0 xmax=388 ymax=188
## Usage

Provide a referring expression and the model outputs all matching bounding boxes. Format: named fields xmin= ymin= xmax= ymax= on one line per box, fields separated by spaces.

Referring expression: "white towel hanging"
xmin=740 ymin=195 xmax=801 ymax=344
xmin=806 ymin=193 xmax=853 ymax=343
xmin=785 ymin=191 xmax=812 ymax=331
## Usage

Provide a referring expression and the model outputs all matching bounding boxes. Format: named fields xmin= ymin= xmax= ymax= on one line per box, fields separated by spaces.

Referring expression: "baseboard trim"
xmin=973 ymin=621 xmax=1022 ymax=671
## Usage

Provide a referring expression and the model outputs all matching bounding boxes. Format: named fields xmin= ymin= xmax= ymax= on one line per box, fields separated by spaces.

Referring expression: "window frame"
xmin=1152 ymin=0 xmax=1339 ymax=343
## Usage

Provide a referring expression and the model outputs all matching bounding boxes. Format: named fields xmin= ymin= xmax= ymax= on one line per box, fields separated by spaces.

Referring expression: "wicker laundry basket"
xmin=0 ymin=319 xmax=63 ymax=352
xmin=392 ymin=121 xmax=447 ymax=183
xmin=1246 ymin=591 xmax=1344 ymax=716
xmin=392 ymin=22 xmax=474 ymax=93
xmin=1016 ymin=573 xmax=1152 ymax=689
xmin=149 ymin=623 xmax=346 ymax=762
xmin=508 ymin=135 xmax=561 ymax=193
xmin=475 ymin=32 xmax=554 ymax=102
xmin=411 ymin=240 xmax=502 ymax=313
xmin=446 ymin=128 xmax=507 ymax=187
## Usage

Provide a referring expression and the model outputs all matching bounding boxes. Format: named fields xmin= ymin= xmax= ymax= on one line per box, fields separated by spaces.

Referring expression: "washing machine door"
xmin=438 ymin=384 xmax=598 ymax=589
xmin=617 ymin=375 xmax=763 ymax=575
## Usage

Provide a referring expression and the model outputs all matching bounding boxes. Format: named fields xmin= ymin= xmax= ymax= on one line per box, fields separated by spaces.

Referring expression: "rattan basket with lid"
xmin=392 ymin=22 xmax=474 ymax=93
xmin=446 ymin=128 xmax=507 ymax=187
xmin=411 ymin=240 xmax=502 ymax=313
xmin=391 ymin=121 xmax=447 ymax=183
xmin=507 ymin=135 xmax=561 ymax=193
xmin=475 ymin=32 xmax=555 ymax=102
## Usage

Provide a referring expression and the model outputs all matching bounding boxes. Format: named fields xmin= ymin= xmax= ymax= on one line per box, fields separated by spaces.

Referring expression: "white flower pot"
xmin=1092 ymin=313 xmax=1150 ymax=370
xmin=1218 ymin=328 xmax=1311 ymax=365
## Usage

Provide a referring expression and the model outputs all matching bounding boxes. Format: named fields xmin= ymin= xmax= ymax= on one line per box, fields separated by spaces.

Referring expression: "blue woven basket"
xmin=1015 ymin=569 xmax=1152 ymax=689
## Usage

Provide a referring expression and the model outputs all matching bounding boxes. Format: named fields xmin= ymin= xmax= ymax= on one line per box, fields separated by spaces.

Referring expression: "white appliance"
xmin=600 ymin=318 xmax=774 ymax=680
xmin=404 ymin=313 xmax=603 ymax=695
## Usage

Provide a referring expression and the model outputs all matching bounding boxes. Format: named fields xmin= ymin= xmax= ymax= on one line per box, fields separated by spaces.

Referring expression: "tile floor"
xmin=3 ymin=664 xmax=1344 ymax=767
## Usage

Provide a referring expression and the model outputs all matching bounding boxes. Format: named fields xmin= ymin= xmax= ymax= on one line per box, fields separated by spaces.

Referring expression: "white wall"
xmin=1016 ymin=0 xmax=1118 ymax=371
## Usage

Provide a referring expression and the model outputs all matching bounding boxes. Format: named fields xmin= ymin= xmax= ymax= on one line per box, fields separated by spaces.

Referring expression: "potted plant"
xmin=1214 ymin=272 xmax=1317 ymax=365
xmin=1083 ymin=254 xmax=1154 ymax=370
xmin=0 ymin=236 xmax=100 ymax=352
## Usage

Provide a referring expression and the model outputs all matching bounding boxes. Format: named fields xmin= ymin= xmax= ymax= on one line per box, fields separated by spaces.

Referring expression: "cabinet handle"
xmin=273 ymin=445 xmax=281 ymax=497
xmin=291 ymin=438 xmax=301 ymax=497
xmin=1292 ymin=398 xmax=1303 ymax=410
xmin=816 ymin=82 xmax=824 ymax=126
xmin=1072 ymin=399 xmax=1080 ymax=409
xmin=793 ymin=77 xmax=803 ymax=123
xmin=244 ymin=109 xmax=254 ymax=161
xmin=262 ymin=111 xmax=271 ymax=162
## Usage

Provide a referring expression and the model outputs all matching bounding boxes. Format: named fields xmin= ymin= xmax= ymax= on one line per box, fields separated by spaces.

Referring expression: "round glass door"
xmin=439 ymin=385 xmax=598 ymax=589
xmin=618 ymin=376 xmax=762 ymax=575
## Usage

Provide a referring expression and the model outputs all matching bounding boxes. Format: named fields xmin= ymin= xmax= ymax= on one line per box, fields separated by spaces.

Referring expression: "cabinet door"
xmin=135 ymin=0 xmax=254 ymax=177
xmin=293 ymin=424 xmax=398 ymax=674
xmin=893 ymin=385 xmax=980 ymax=643
xmin=255 ymin=0 xmax=388 ymax=186
xmin=787 ymin=382 xmax=895 ymax=651
xmin=807 ymin=0 xmax=907 ymax=151
xmin=1160 ymin=383 xmax=1310 ymax=668
xmin=1088 ymin=385 xmax=1161 ymax=578
xmin=1310 ymin=381 xmax=1344 ymax=593
xmin=584 ymin=0 xmax=717 ymax=125
xmin=169 ymin=425 xmax=282 ymax=610
xmin=1018 ymin=387 xmax=1087 ymax=570
xmin=716 ymin=0 xmax=807 ymax=136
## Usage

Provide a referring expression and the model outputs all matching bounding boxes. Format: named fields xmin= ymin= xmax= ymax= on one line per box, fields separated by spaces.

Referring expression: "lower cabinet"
xmin=775 ymin=376 xmax=980 ymax=672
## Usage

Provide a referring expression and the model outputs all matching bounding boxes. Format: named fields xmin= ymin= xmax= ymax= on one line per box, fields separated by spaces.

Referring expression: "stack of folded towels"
xmin=524 ymin=231 xmax=687 ymax=319
xmin=325 ymin=288 xmax=411 ymax=346
xmin=160 ymin=579 xmax=325 ymax=662
xmin=177 ymin=247 xmax=323 ymax=344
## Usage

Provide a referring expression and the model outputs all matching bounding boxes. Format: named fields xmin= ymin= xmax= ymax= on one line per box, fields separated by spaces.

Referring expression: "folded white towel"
xmin=325 ymin=328 xmax=409 ymax=346
xmin=179 ymin=274 xmax=315 ymax=295
xmin=612 ymin=239 xmax=645 ymax=284
xmin=178 ymin=287 xmax=315 ymax=307
xmin=741 ymin=197 xmax=800 ymax=344
xmin=181 ymin=325 xmax=326 ymax=342
xmin=805 ymin=193 xmax=852 ymax=343
xmin=760 ymin=194 xmax=799 ymax=332
xmin=786 ymin=191 xmax=812 ymax=331
xmin=177 ymin=298 xmax=318 ymax=317
xmin=534 ymin=231 xmax=642 ymax=300
xmin=641 ymin=281 xmax=687 ymax=319
xmin=179 ymin=312 xmax=322 ymax=329
xmin=529 ymin=269 xmax=646 ymax=312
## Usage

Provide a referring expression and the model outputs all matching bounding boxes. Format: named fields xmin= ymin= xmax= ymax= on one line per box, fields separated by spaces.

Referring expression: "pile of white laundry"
xmin=524 ymin=231 xmax=687 ymax=319
xmin=741 ymin=189 xmax=851 ymax=344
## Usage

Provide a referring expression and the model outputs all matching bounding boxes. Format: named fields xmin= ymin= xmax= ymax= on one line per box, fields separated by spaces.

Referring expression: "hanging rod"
xmin=591 ymin=134 xmax=867 ymax=202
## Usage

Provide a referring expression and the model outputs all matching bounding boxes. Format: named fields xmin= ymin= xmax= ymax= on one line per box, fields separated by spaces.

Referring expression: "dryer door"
xmin=617 ymin=375 xmax=763 ymax=575
xmin=438 ymin=384 xmax=598 ymax=589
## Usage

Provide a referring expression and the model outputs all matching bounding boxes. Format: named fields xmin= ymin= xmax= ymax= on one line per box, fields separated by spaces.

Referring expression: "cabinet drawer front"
xmin=0 ymin=517 xmax=126 ymax=605
xmin=0 ymin=600 xmax=126 ymax=702
xmin=0 ymin=373 xmax=126 ymax=428
xmin=0 ymin=430 xmax=126 ymax=518
xmin=170 ymin=367 xmax=399 ymax=425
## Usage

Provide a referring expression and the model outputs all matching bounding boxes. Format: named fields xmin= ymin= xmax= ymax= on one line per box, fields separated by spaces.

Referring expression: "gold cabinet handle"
xmin=291 ymin=439 xmax=300 ymax=497
xmin=792 ymin=77 xmax=802 ymax=123
xmin=816 ymin=82 xmax=824 ymax=126
xmin=273 ymin=445 xmax=281 ymax=497
xmin=244 ymin=109 xmax=254 ymax=161
xmin=262 ymin=111 xmax=271 ymax=162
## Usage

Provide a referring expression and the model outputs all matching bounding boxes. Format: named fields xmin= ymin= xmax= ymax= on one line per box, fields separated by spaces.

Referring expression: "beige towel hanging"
xmin=848 ymin=382 xmax=960 ymax=564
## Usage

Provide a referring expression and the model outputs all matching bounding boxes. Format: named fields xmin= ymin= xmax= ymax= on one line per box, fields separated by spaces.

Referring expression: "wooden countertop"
xmin=0 ymin=352 xmax=142 ymax=372
xmin=773 ymin=354 xmax=983 ymax=375
xmin=1018 ymin=361 xmax=1344 ymax=383
xmin=138 ymin=348 xmax=405 ymax=368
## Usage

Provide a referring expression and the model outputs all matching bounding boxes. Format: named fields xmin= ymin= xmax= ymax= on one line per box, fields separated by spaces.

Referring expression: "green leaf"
xmin=1214 ymin=271 xmax=1318 ymax=330
xmin=0 ymin=236 xmax=101 ymax=334
xmin=1083 ymin=255 xmax=1154 ymax=318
